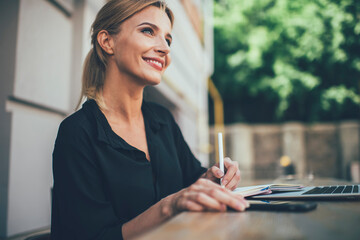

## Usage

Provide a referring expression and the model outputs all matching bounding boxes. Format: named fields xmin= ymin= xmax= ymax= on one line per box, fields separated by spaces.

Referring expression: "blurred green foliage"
xmin=211 ymin=0 xmax=360 ymax=123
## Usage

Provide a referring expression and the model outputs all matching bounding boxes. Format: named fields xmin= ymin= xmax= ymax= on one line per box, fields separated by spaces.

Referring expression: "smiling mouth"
xmin=143 ymin=58 xmax=163 ymax=71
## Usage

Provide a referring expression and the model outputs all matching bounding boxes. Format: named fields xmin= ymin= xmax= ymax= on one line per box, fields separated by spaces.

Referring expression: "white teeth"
xmin=146 ymin=59 xmax=162 ymax=68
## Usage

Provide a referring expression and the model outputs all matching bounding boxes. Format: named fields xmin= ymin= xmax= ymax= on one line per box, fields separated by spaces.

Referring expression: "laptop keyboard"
xmin=302 ymin=185 xmax=359 ymax=195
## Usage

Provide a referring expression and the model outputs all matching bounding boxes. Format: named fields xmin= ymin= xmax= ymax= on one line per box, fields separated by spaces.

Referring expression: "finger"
xmin=195 ymin=178 xmax=232 ymax=192
xmin=226 ymin=170 xmax=241 ymax=190
xmin=195 ymin=178 xmax=223 ymax=188
xmin=188 ymin=192 xmax=226 ymax=211
xmin=210 ymin=166 xmax=224 ymax=178
xmin=202 ymin=166 xmax=223 ymax=183
xmin=177 ymin=198 xmax=204 ymax=212
xmin=191 ymin=179 xmax=248 ymax=210
xmin=206 ymin=187 xmax=247 ymax=211
xmin=234 ymin=193 xmax=250 ymax=208
xmin=187 ymin=180 xmax=228 ymax=211
xmin=203 ymin=203 xmax=227 ymax=212
xmin=222 ymin=158 xmax=239 ymax=187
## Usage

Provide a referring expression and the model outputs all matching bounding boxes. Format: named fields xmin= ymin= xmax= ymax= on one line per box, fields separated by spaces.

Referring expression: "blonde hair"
xmin=78 ymin=0 xmax=174 ymax=109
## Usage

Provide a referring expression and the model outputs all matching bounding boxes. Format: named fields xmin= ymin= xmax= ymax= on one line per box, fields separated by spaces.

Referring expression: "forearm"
xmin=121 ymin=193 xmax=177 ymax=239
xmin=122 ymin=178 xmax=248 ymax=239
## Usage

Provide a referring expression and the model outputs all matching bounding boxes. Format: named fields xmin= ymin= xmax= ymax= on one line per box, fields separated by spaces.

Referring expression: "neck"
xmin=102 ymin=62 xmax=145 ymax=123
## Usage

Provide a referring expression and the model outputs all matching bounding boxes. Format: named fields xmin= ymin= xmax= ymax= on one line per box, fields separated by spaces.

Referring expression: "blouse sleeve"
xmin=51 ymin=120 xmax=126 ymax=240
xmin=170 ymin=116 xmax=207 ymax=187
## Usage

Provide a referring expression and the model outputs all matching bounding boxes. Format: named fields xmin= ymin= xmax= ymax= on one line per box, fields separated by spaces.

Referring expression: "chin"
xmin=144 ymin=75 xmax=162 ymax=86
xmin=147 ymin=79 xmax=161 ymax=86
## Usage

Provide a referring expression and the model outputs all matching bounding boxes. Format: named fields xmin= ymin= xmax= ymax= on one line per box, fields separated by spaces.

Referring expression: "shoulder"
xmin=60 ymin=109 xmax=88 ymax=132
xmin=56 ymin=108 xmax=94 ymax=145
xmin=61 ymin=109 xmax=88 ymax=128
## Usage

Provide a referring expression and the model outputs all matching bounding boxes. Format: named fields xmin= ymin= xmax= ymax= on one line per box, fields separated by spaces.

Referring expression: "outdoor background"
xmin=211 ymin=0 xmax=359 ymax=124
xmin=209 ymin=0 xmax=360 ymax=181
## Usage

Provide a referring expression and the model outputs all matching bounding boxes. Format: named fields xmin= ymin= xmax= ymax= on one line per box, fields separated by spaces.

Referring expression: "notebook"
xmin=233 ymin=184 xmax=304 ymax=197
xmin=247 ymin=184 xmax=360 ymax=200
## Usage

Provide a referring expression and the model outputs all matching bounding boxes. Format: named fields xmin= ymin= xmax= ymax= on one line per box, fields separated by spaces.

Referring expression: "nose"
xmin=155 ymin=37 xmax=170 ymax=55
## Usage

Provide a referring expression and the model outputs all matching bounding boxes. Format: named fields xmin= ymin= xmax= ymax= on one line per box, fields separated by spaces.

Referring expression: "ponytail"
xmin=76 ymin=48 xmax=106 ymax=110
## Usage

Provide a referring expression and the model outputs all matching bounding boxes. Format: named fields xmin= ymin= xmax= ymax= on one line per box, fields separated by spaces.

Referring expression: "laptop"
xmin=249 ymin=184 xmax=360 ymax=200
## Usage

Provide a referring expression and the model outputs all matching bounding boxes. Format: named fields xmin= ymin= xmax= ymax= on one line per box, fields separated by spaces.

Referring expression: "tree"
xmin=211 ymin=0 xmax=360 ymax=124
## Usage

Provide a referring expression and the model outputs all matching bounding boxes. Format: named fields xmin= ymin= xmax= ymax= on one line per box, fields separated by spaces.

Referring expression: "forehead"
xmin=123 ymin=6 xmax=172 ymax=32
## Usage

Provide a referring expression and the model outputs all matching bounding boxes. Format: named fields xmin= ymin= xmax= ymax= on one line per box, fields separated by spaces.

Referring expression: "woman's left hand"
xmin=201 ymin=157 xmax=241 ymax=190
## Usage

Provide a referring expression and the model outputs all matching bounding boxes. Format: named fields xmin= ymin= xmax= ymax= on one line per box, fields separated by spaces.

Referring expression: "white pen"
xmin=218 ymin=132 xmax=224 ymax=187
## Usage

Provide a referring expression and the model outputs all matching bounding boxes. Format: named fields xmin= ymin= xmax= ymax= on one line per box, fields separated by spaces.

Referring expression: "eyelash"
xmin=141 ymin=27 xmax=172 ymax=47
xmin=141 ymin=27 xmax=154 ymax=35
xmin=166 ymin=39 xmax=172 ymax=47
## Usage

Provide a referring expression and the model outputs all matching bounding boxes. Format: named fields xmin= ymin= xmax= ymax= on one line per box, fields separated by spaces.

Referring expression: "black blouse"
xmin=51 ymin=100 xmax=206 ymax=240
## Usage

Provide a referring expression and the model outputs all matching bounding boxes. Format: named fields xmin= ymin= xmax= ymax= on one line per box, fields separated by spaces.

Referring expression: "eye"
xmin=166 ymin=38 xmax=172 ymax=47
xmin=141 ymin=27 xmax=154 ymax=35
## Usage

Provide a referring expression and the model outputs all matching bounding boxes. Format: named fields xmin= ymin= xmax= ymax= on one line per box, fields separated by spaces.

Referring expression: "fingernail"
xmin=245 ymin=201 xmax=250 ymax=208
xmin=236 ymin=202 xmax=244 ymax=211
xmin=217 ymin=170 xmax=223 ymax=177
xmin=222 ymin=179 xmax=228 ymax=186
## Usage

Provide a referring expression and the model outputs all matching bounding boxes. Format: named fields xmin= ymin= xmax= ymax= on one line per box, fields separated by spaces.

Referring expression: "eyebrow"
xmin=137 ymin=22 xmax=172 ymax=41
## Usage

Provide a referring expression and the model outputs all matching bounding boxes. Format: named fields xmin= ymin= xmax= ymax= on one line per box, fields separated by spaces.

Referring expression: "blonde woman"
xmin=51 ymin=0 xmax=248 ymax=239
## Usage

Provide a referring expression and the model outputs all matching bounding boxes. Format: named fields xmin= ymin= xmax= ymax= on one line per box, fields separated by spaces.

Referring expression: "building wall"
xmin=0 ymin=0 xmax=20 ymax=236
xmin=0 ymin=0 xmax=212 ymax=237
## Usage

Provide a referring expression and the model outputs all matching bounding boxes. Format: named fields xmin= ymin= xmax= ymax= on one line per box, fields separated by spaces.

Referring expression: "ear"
xmin=97 ymin=30 xmax=114 ymax=55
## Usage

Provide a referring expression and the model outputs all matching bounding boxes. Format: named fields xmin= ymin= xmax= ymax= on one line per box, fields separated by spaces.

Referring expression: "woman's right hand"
xmin=164 ymin=178 xmax=249 ymax=216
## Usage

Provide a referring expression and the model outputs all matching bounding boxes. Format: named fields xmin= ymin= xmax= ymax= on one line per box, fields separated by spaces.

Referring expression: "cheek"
xmin=165 ymin=55 xmax=171 ymax=69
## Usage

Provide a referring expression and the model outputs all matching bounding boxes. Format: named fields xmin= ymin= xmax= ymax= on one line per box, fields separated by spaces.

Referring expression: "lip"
xmin=143 ymin=57 xmax=165 ymax=71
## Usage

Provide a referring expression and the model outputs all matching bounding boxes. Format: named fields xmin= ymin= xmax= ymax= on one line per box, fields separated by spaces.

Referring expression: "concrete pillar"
xmin=227 ymin=124 xmax=254 ymax=180
xmin=305 ymin=124 xmax=339 ymax=178
xmin=252 ymin=125 xmax=282 ymax=179
xmin=339 ymin=121 xmax=360 ymax=180
xmin=282 ymin=122 xmax=306 ymax=177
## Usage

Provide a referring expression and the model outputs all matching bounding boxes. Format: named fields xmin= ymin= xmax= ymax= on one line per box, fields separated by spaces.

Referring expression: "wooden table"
xmin=135 ymin=179 xmax=360 ymax=240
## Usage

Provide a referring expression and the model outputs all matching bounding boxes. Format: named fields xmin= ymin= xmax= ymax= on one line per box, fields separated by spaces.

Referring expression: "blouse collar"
xmin=83 ymin=99 xmax=167 ymax=150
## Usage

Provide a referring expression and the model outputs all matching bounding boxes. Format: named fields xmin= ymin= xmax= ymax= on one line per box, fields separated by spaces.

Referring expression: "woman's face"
xmin=111 ymin=6 xmax=172 ymax=86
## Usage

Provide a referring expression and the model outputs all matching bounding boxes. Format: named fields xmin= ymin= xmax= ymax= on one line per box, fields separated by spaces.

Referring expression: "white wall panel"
xmin=157 ymin=0 xmax=212 ymax=166
xmin=168 ymin=0 xmax=204 ymax=69
xmin=176 ymin=110 xmax=198 ymax=152
xmin=14 ymin=0 xmax=72 ymax=112
xmin=6 ymin=101 xmax=63 ymax=236
xmin=165 ymin=0 xmax=206 ymax=109
xmin=81 ymin=0 xmax=107 ymax=67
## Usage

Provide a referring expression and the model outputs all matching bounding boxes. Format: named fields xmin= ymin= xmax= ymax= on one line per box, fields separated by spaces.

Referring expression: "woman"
xmin=51 ymin=0 xmax=248 ymax=239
